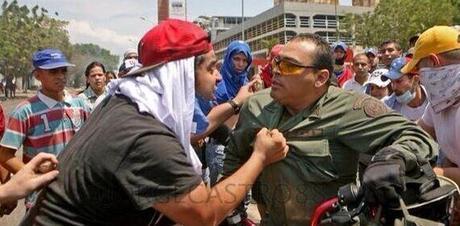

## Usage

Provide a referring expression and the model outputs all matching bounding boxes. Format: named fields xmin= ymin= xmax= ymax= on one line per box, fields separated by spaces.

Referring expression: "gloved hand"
xmin=363 ymin=148 xmax=406 ymax=208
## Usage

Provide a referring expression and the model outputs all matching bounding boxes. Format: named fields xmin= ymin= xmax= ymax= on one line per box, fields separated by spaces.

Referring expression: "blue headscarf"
xmin=192 ymin=95 xmax=213 ymax=135
xmin=214 ymin=40 xmax=252 ymax=104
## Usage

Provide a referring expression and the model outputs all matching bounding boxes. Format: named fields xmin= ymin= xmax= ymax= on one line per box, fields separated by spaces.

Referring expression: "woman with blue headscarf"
xmin=214 ymin=40 xmax=253 ymax=104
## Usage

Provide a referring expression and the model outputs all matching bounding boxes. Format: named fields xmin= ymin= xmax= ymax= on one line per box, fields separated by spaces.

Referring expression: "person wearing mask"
xmin=21 ymin=19 xmax=288 ymax=226
xmin=343 ymin=53 xmax=370 ymax=93
xmin=118 ymin=48 xmax=140 ymax=77
xmin=402 ymin=26 xmax=460 ymax=185
xmin=331 ymin=41 xmax=353 ymax=87
xmin=383 ymin=56 xmax=428 ymax=121
xmin=78 ymin=61 xmax=108 ymax=111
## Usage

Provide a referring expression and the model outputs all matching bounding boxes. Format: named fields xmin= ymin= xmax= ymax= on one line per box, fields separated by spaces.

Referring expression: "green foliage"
xmin=0 ymin=0 xmax=72 ymax=89
xmin=341 ymin=0 xmax=457 ymax=50
xmin=261 ymin=37 xmax=279 ymax=56
xmin=0 ymin=0 xmax=119 ymax=89
xmin=69 ymin=43 xmax=119 ymax=88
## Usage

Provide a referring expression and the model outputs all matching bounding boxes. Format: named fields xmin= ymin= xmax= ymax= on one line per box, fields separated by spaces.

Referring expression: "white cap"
xmin=364 ymin=69 xmax=391 ymax=88
xmin=123 ymin=48 xmax=138 ymax=59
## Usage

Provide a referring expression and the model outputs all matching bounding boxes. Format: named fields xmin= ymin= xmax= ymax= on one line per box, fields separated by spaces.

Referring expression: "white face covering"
xmin=419 ymin=64 xmax=460 ymax=113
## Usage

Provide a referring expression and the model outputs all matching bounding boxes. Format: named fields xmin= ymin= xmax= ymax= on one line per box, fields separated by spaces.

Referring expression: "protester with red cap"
xmin=21 ymin=19 xmax=288 ymax=226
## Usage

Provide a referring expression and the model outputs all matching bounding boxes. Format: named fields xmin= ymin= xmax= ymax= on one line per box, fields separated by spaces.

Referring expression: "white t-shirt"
xmin=400 ymin=98 xmax=429 ymax=121
xmin=342 ymin=76 xmax=367 ymax=93
xmin=421 ymin=103 xmax=460 ymax=166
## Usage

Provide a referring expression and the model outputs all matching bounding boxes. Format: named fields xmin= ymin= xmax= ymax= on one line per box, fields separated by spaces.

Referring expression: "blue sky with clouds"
xmin=16 ymin=0 xmax=351 ymax=56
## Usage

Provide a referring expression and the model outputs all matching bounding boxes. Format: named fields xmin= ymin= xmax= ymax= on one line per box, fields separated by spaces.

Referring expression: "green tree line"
xmin=341 ymin=0 xmax=460 ymax=51
xmin=0 ymin=0 xmax=119 ymax=90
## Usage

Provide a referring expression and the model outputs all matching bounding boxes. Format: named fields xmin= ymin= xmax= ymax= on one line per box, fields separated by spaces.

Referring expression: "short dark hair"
xmin=85 ymin=61 xmax=106 ymax=77
xmin=379 ymin=40 xmax=402 ymax=51
xmin=289 ymin=33 xmax=334 ymax=77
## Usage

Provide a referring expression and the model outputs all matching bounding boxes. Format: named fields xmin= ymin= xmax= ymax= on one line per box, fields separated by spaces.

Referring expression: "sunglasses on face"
xmin=271 ymin=56 xmax=316 ymax=75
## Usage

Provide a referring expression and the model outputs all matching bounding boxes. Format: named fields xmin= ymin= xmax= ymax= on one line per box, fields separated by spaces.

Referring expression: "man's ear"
xmin=32 ymin=69 xmax=39 ymax=80
xmin=315 ymin=69 xmax=330 ymax=87
xmin=429 ymin=53 xmax=441 ymax=66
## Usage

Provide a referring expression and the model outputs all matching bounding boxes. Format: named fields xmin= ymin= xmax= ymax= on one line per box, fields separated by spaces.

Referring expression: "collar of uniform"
xmin=38 ymin=90 xmax=73 ymax=109
xmin=300 ymin=86 xmax=334 ymax=120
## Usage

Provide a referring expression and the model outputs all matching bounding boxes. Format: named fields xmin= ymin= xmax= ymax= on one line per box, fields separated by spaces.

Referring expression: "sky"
xmin=16 ymin=0 xmax=351 ymax=57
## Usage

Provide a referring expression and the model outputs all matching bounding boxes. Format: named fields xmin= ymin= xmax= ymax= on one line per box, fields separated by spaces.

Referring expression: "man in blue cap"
xmin=383 ymin=56 xmax=428 ymax=121
xmin=0 ymin=48 xmax=90 ymax=210
xmin=331 ymin=41 xmax=353 ymax=87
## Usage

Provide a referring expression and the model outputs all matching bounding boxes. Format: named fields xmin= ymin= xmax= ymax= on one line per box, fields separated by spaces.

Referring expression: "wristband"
xmin=227 ymin=100 xmax=241 ymax=114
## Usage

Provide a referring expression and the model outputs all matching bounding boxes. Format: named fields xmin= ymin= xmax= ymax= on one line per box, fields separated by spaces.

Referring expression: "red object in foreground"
xmin=310 ymin=197 xmax=339 ymax=226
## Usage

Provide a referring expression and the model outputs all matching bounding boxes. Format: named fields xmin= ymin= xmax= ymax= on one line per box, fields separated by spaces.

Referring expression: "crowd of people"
xmin=0 ymin=18 xmax=458 ymax=226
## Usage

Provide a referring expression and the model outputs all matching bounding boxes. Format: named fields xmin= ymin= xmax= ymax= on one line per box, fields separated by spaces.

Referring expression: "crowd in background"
xmin=0 ymin=19 xmax=459 ymax=226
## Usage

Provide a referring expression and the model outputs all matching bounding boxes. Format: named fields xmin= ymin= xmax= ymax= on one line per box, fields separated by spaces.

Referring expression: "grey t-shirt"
xmin=22 ymin=95 xmax=202 ymax=226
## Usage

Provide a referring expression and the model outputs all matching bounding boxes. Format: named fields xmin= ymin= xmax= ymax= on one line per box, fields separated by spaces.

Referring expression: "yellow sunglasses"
xmin=271 ymin=56 xmax=317 ymax=75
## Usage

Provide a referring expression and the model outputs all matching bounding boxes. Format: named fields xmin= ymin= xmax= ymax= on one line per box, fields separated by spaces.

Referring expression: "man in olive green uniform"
xmin=223 ymin=34 xmax=438 ymax=225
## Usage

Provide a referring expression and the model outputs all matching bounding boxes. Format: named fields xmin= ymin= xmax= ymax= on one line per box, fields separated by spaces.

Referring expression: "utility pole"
xmin=241 ymin=0 xmax=245 ymax=40
xmin=335 ymin=0 xmax=340 ymax=41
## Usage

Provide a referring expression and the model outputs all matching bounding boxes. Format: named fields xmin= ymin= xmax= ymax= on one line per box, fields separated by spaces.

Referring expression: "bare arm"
xmin=154 ymin=128 xmax=288 ymax=226
xmin=0 ymin=146 xmax=24 ymax=174
xmin=191 ymin=80 xmax=257 ymax=143
xmin=0 ymin=153 xmax=58 ymax=204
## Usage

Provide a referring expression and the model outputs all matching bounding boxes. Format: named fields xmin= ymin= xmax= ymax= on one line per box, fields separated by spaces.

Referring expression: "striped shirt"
xmin=0 ymin=91 xmax=90 ymax=163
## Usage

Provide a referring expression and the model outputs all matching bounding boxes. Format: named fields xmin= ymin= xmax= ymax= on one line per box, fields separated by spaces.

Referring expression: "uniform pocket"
xmin=288 ymin=139 xmax=338 ymax=182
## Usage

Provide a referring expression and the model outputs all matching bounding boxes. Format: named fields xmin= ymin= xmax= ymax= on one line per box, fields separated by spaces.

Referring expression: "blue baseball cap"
xmin=386 ymin=57 xmax=408 ymax=80
xmin=332 ymin=41 xmax=347 ymax=51
xmin=32 ymin=48 xmax=75 ymax=69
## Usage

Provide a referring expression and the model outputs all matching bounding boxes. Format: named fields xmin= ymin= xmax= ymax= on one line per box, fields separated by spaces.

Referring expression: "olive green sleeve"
xmin=222 ymin=102 xmax=262 ymax=177
xmin=337 ymin=108 xmax=438 ymax=172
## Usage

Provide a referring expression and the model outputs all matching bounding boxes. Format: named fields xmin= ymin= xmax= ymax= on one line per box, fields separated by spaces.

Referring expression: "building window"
xmin=285 ymin=31 xmax=297 ymax=42
xmin=285 ymin=13 xmax=296 ymax=28
xmin=313 ymin=15 xmax=326 ymax=28
xmin=299 ymin=16 xmax=309 ymax=28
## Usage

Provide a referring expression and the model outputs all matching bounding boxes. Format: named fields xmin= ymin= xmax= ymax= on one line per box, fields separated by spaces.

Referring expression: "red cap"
xmin=136 ymin=19 xmax=212 ymax=73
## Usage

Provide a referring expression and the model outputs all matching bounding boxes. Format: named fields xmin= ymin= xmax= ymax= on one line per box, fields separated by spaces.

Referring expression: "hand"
xmin=253 ymin=128 xmax=289 ymax=166
xmin=362 ymin=158 xmax=406 ymax=208
xmin=233 ymin=80 xmax=257 ymax=105
xmin=1 ymin=153 xmax=59 ymax=203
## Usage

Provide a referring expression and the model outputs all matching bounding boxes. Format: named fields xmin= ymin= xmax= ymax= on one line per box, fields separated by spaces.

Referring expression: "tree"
xmin=0 ymin=0 xmax=72 ymax=91
xmin=341 ymin=0 xmax=457 ymax=50
xmin=69 ymin=43 xmax=119 ymax=88
xmin=261 ymin=37 xmax=279 ymax=57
